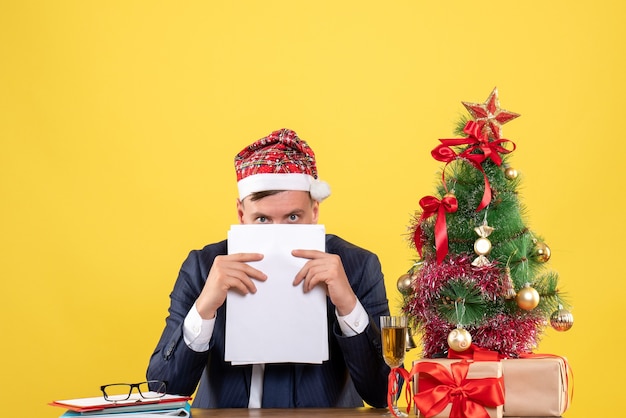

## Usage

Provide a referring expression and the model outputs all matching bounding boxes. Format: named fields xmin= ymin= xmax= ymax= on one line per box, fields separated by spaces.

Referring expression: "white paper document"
xmin=225 ymin=224 xmax=328 ymax=364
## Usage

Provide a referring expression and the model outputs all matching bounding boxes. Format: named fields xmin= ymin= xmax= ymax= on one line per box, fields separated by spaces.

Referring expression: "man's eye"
xmin=257 ymin=217 xmax=268 ymax=223
xmin=289 ymin=214 xmax=299 ymax=221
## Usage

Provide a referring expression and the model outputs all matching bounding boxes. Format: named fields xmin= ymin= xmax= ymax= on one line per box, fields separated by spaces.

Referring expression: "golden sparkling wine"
xmin=382 ymin=326 xmax=406 ymax=368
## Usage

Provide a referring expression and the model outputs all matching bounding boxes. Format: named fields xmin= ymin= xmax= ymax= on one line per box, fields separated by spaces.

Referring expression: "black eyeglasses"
xmin=100 ymin=380 xmax=167 ymax=402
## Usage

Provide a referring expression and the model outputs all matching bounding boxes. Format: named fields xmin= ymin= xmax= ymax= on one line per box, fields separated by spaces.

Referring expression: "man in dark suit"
xmin=147 ymin=128 xmax=391 ymax=408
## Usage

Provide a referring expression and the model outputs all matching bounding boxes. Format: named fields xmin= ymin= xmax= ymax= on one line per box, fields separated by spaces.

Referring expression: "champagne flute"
xmin=380 ymin=315 xmax=407 ymax=417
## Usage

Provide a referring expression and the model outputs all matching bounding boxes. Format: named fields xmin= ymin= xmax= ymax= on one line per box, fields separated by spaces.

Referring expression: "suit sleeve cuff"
xmin=336 ymin=299 xmax=368 ymax=337
xmin=182 ymin=302 xmax=215 ymax=352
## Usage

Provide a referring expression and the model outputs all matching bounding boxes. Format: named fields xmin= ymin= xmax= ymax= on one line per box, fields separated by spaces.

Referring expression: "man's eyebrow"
xmin=250 ymin=208 xmax=305 ymax=218
xmin=250 ymin=211 xmax=270 ymax=218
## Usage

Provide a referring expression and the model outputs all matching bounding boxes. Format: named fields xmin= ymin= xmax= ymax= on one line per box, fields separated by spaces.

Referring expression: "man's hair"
xmin=247 ymin=190 xmax=313 ymax=203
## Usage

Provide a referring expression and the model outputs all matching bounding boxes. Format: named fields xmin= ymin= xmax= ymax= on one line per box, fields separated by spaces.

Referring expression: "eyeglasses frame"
xmin=100 ymin=380 xmax=167 ymax=402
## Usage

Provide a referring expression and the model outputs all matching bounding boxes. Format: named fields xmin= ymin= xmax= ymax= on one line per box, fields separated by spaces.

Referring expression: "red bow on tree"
xmin=413 ymin=194 xmax=458 ymax=264
xmin=431 ymin=121 xmax=516 ymax=212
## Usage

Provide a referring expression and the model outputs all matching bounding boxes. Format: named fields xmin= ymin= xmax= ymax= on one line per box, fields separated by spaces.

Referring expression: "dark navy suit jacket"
xmin=147 ymin=234 xmax=390 ymax=408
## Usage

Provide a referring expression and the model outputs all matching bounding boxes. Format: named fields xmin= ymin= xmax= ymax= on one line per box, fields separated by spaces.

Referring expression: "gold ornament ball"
xmin=504 ymin=166 xmax=518 ymax=180
xmin=447 ymin=328 xmax=472 ymax=352
xmin=396 ymin=274 xmax=412 ymax=294
xmin=550 ymin=309 xmax=574 ymax=331
xmin=516 ymin=285 xmax=540 ymax=310
xmin=532 ymin=241 xmax=551 ymax=263
xmin=474 ymin=237 xmax=492 ymax=256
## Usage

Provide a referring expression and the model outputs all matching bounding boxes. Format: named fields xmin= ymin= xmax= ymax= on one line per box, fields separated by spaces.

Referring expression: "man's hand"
xmin=195 ymin=253 xmax=266 ymax=319
xmin=292 ymin=249 xmax=357 ymax=316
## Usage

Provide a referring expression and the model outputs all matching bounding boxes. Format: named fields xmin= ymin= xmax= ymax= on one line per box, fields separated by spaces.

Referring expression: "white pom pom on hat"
xmin=309 ymin=178 xmax=332 ymax=202
xmin=234 ymin=128 xmax=331 ymax=202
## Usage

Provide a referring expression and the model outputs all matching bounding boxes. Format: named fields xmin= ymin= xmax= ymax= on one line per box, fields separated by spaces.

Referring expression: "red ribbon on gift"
xmin=413 ymin=194 xmax=458 ymax=264
xmin=387 ymin=367 xmax=413 ymax=418
xmin=447 ymin=343 xmax=504 ymax=362
xmin=411 ymin=360 xmax=505 ymax=418
xmin=431 ymin=121 xmax=516 ymax=212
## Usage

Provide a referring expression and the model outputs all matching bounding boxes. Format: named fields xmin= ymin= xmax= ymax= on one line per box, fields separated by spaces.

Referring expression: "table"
xmin=190 ymin=408 xmax=386 ymax=417
xmin=190 ymin=409 xmax=561 ymax=417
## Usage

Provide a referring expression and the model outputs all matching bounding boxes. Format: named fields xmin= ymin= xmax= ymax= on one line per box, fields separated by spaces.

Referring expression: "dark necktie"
xmin=262 ymin=363 xmax=295 ymax=407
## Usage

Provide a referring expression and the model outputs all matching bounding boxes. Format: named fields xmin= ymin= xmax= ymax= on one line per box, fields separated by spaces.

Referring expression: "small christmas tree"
xmin=401 ymin=88 xmax=574 ymax=358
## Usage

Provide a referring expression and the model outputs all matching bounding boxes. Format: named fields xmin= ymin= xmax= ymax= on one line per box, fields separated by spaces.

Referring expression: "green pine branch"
xmin=436 ymin=279 xmax=490 ymax=326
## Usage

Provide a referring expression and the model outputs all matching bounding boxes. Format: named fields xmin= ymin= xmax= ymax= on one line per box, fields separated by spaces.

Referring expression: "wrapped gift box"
xmin=412 ymin=359 xmax=504 ymax=418
xmin=501 ymin=357 xmax=570 ymax=417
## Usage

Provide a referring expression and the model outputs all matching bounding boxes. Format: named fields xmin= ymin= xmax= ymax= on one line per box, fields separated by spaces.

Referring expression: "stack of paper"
xmin=49 ymin=394 xmax=192 ymax=417
xmin=225 ymin=224 xmax=329 ymax=365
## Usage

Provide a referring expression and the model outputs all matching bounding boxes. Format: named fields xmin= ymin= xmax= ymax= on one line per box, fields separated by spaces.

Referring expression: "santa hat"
xmin=234 ymin=129 xmax=331 ymax=202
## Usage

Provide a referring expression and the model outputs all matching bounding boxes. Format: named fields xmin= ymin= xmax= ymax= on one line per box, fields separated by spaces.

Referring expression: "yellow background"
xmin=1 ymin=1 xmax=623 ymax=416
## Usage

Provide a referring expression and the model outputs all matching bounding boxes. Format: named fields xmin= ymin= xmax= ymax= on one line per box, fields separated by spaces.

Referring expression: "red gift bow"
xmin=431 ymin=120 xmax=516 ymax=212
xmin=413 ymin=194 xmax=458 ymax=264
xmin=411 ymin=360 xmax=505 ymax=418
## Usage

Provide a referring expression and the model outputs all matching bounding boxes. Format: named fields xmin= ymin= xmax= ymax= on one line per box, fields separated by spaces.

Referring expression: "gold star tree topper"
xmin=462 ymin=87 xmax=520 ymax=139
